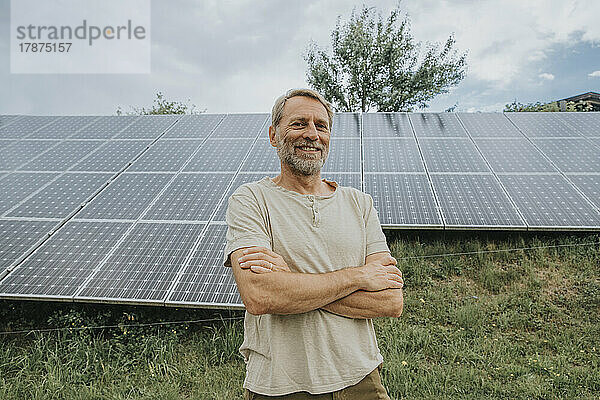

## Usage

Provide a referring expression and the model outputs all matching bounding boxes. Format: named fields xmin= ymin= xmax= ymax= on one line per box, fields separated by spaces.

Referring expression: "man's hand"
xmin=237 ymin=247 xmax=291 ymax=274
xmin=358 ymin=254 xmax=404 ymax=291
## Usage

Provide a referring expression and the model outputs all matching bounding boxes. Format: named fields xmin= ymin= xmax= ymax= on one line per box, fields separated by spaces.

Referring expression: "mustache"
xmin=291 ymin=139 xmax=326 ymax=151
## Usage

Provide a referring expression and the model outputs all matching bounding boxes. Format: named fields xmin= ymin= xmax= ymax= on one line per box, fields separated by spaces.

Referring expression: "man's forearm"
xmin=322 ymin=288 xmax=404 ymax=319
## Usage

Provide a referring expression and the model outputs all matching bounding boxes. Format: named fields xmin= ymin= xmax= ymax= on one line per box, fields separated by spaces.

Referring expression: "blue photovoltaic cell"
xmin=209 ymin=114 xmax=268 ymax=138
xmin=115 ymin=115 xmax=180 ymax=139
xmin=163 ymin=114 xmax=225 ymax=138
xmin=0 ymin=140 xmax=17 ymax=150
xmin=431 ymin=174 xmax=525 ymax=228
xmin=167 ymin=224 xmax=241 ymax=306
xmin=0 ymin=115 xmax=23 ymax=128
xmin=556 ymin=112 xmax=600 ymax=138
xmin=144 ymin=173 xmax=234 ymax=221
xmin=7 ymin=173 xmax=112 ymax=219
xmin=568 ymin=175 xmax=600 ymax=209
xmin=70 ymin=140 xmax=150 ymax=172
xmin=532 ymin=139 xmax=600 ymax=173
xmin=498 ymin=174 xmax=600 ymax=228
xmin=212 ymin=173 xmax=266 ymax=222
xmin=77 ymin=173 xmax=174 ymax=220
xmin=0 ymin=172 xmax=58 ymax=215
xmin=419 ymin=138 xmax=490 ymax=173
xmin=76 ymin=223 xmax=206 ymax=302
xmin=475 ymin=138 xmax=556 ymax=173
xmin=322 ymin=139 xmax=361 ymax=172
xmin=0 ymin=219 xmax=56 ymax=271
xmin=362 ymin=113 xmax=413 ymax=137
xmin=183 ymin=139 xmax=253 ymax=172
xmin=332 ymin=113 xmax=360 ymax=137
xmin=458 ymin=113 xmax=523 ymax=137
xmin=70 ymin=116 xmax=139 ymax=139
xmin=363 ymin=138 xmax=424 ymax=172
xmin=0 ymin=221 xmax=132 ymax=298
xmin=410 ymin=113 xmax=467 ymax=137
xmin=128 ymin=139 xmax=204 ymax=172
xmin=364 ymin=173 xmax=442 ymax=227
xmin=505 ymin=112 xmax=580 ymax=137
xmin=0 ymin=116 xmax=61 ymax=139
xmin=26 ymin=116 xmax=100 ymax=139
xmin=19 ymin=140 xmax=105 ymax=172
xmin=241 ymin=140 xmax=280 ymax=172
xmin=0 ymin=140 xmax=60 ymax=170
xmin=322 ymin=173 xmax=361 ymax=191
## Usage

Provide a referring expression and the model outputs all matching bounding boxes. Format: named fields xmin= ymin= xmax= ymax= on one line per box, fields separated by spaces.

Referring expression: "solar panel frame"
xmin=6 ymin=172 xmax=113 ymax=219
xmin=418 ymin=138 xmax=491 ymax=173
xmin=363 ymin=138 xmax=425 ymax=173
xmin=75 ymin=222 xmax=207 ymax=303
xmin=431 ymin=174 xmax=526 ymax=229
xmin=498 ymin=174 xmax=600 ymax=229
xmin=474 ymin=138 xmax=557 ymax=173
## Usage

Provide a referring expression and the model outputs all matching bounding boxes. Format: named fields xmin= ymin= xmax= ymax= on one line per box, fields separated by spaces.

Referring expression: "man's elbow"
xmin=240 ymin=278 xmax=273 ymax=315
xmin=387 ymin=290 xmax=403 ymax=318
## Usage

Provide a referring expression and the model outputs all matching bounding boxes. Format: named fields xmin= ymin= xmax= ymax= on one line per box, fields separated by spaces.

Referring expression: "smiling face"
xmin=270 ymin=96 xmax=331 ymax=176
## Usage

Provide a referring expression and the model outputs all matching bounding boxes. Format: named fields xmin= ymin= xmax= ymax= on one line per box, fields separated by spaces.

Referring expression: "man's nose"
xmin=303 ymin=122 xmax=319 ymax=140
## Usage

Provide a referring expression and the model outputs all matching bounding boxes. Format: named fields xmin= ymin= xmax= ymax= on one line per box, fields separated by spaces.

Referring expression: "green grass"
xmin=1 ymin=232 xmax=599 ymax=399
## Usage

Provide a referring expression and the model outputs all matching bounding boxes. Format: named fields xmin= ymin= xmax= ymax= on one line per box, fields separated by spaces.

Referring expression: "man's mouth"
xmin=295 ymin=145 xmax=321 ymax=153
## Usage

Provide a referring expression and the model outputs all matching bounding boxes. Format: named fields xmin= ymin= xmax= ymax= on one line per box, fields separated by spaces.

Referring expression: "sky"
xmin=1 ymin=0 xmax=599 ymax=115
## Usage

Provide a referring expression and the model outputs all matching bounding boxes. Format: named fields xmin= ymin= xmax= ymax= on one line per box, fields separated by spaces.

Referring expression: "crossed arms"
xmin=230 ymin=247 xmax=404 ymax=319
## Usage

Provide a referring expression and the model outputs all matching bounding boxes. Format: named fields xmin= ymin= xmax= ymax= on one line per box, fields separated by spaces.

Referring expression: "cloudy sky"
xmin=1 ymin=0 xmax=599 ymax=115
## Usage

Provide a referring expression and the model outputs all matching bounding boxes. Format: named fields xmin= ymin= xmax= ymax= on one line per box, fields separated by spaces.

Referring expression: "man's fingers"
xmin=242 ymin=247 xmax=271 ymax=256
xmin=250 ymin=265 xmax=272 ymax=274
xmin=239 ymin=252 xmax=277 ymax=264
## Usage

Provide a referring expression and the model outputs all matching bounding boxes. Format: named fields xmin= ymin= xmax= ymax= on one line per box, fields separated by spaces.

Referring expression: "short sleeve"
xmin=363 ymin=193 xmax=390 ymax=256
xmin=223 ymin=186 xmax=272 ymax=267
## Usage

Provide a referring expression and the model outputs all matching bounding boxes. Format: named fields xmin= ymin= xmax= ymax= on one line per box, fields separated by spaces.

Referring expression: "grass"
xmin=1 ymin=232 xmax=599 ymax=399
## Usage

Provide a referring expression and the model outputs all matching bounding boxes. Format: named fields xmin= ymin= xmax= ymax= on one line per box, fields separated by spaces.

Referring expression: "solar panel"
xmin=183 ymin=139 xmax=254 ymax=172
xmin=0 ymin=172 xmax=59 ymax=215
xmin=0 ymin=115 xmax=23 ymax=128
xmin=0 ymin=140 xmax=60 ymax=171
xmin=332 ymin=113 xmax=361 ymax=137
xmin=76 ymin=173 xmax=174 ymax=220
xmin=128 ymin=139 xmax=204 ymax=172
xmin=431 ymin=174 xmax=525 ymax=228
xmin=0 ymin=140 xmax=17 ymax=150
xmin=0 ymin=116 xmax=61 ymax=139
xmin=25 ymin=116 xmax=100 ymax=139
xmin=70 ymin=116 xmax=140 ymax=139
xmin=76 ymin=222 xmax=206 ymax=302
xmin=363 ymin=138 xmax=424 ymax=172
xmin=322 ymin=173 xmax=362 ymax=191
xmin=166 ymin=224 xmax=242 ymax=307
xmin=0 ymin=221 xmax=132 ymax=298
xmin=115 ymin=115 xmax=180 ymax=139
xmin=498 ymin=174 xmax=600 ymax=228
xmin=6 ymin=173 xmax=112 ymax=219
xmin=419 ymin=138 xmax=490 ymax=173
xmin=532 ymin=139 xmax=600 ymax=173
xmin=241 ymin=139 xmax=280 ymax=172
xmin=19 ymin=140 xmax=105 ymax=172
xmin=209 ymin=114 xmax=268 ymax=139
xmin=0 ymin=219 xmax=56 ymax=271
xmin=322 ymin=138 xmax=361 ymax=172
xmin=364 ymin=173 xmax=442 ymax=227
xmin=475 ymin=138 xmax=556 ymax=173
xmin=505 ymin=112 xmax=580 ymax=137
xmin=70 ymin=140 xmax=151 ymax=172
xmin=554 ymin=112 xmax=600 ymax=138
xmin=458 ymin=113 xmax=522 ymax=137
xmin=162 ymin=114 xmax=225 ymax=138
xmin=409 ymin=113 xmax=467 ymax=137
xmin=568 ymin=174 xmax=600 ymax=209
xmin=143 ymin=173 xmax=234 ymax=222
xmin=362 ymin=113 xmax=413 ymax=137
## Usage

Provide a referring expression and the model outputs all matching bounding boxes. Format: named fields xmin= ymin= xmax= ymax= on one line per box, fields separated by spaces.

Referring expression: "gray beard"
xmin=275 ymin=134 xmax=329 ymax=176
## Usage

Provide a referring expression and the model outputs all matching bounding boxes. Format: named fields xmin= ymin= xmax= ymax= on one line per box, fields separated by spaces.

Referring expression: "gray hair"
xmin=271 ymin=88 xmax=334 ymax=131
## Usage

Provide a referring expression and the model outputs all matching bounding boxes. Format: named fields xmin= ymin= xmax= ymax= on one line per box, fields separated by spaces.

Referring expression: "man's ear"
xmin=268 ymin=125 xmax=278 ymax=147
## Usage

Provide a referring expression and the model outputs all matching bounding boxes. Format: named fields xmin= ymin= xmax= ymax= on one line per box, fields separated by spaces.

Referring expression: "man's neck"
xmin=272 ymin=164 xmax=335 ymax=196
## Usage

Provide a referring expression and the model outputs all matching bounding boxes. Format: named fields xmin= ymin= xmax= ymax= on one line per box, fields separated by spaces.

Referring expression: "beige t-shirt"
xmin=223 ymin=177 xmax=390 ymax=396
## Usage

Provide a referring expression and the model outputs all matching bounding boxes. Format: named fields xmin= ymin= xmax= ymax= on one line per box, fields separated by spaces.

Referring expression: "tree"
xmin=116 ymin=92 xmax=204 ymax=115
xmin=504 ymin=100 xmax=594 ymax=112
xmin=304 ymin=6 xmax=467 ymax=112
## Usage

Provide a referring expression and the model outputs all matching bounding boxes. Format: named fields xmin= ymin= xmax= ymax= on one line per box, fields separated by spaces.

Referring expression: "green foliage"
xmin=117 ymin=91 xmax=204 ymax=115
xmin=305 ymin=6 xmax=467 ymax=112
xmin=504 ymin=99 xmax=594 ymax=112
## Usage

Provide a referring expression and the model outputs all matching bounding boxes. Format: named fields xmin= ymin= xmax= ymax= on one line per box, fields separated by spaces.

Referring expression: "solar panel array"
xmin=1 ymin=112 xmax=599 ymax=310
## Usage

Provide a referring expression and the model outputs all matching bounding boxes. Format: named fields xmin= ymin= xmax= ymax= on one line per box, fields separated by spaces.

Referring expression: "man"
xmin=224 ymin=88 xmax=404 ymax=399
